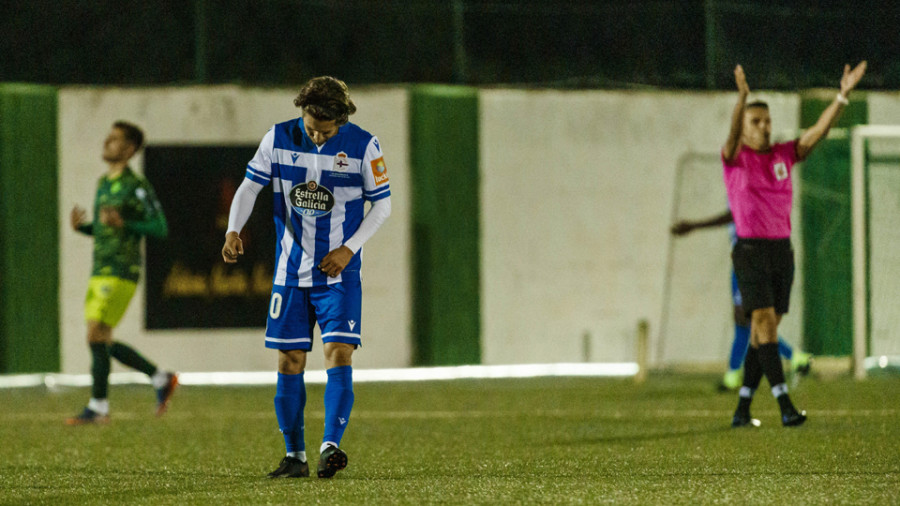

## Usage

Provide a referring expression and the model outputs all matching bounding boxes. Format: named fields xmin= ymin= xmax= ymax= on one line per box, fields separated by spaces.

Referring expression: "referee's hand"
xmin=222 ymin=231 xmax=244 ymax=263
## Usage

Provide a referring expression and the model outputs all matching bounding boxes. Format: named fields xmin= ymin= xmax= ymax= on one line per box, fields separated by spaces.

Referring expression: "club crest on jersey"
xmin=289 ymin=180 xmax=334 ymax=217
xmin=332 ymin=152 xmax=350 ymax=172
xmin=773 ymin=162 xmax=788 ymax=181
xmin=370 ymin=157 xmax=389 ymax=186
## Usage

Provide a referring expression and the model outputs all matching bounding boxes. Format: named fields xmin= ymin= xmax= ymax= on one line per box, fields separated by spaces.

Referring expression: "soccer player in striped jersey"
xmin=671 ymin=209 xmax=811 ymax=391
xmin=67 ymin=121 xmax=178 ymax=425
xmin=221 ymin=77 xmax=391 ymax=479
xmin=723 ymin=62 xmax=866 ymax=427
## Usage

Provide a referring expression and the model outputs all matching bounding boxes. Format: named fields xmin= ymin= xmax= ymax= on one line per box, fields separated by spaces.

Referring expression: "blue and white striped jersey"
xmin=244 ymin=117 xmax=391 ymax=287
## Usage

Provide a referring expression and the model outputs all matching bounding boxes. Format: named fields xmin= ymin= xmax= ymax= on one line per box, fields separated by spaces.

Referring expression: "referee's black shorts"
xmin=731 ymin=238 xmax=794 ymax=318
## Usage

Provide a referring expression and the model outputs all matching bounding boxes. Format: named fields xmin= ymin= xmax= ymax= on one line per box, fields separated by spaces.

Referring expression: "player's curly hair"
xmin=293 ymin=76 xmax=357 ymax=126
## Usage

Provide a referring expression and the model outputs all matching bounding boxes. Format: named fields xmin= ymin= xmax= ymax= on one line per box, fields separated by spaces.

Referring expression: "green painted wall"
xmin=409 ymin=86 xmax=481 ymax=365
xmin=800 ymin=93 xmax=867 ymax=356
xmin=0 ymin=84 xmax=60 ymax=372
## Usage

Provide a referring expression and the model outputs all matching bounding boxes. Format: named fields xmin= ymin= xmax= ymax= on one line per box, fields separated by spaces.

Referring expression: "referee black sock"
xmin=90 ymin=343 xmax=111 ymax=400
xmin=758 ymin=342 xmax=798 ymax=414
xmin=736 ymin=345 xmax=763 ymax=415
xmin=109 ymin=341 xmax=158 ymax=377
xmin=758 ymin=342 xmax=786 ymax=388
xmin=742 ymin=345 xmax=764 ymax=391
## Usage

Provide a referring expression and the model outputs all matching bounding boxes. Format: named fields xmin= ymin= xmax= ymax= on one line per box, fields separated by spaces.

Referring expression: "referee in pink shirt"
xmin=722 ymin=61 xmax=866 ymax=427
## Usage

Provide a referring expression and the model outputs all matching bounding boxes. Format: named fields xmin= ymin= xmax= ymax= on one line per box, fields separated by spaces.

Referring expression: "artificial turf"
xmin=0 ymin=373 xmax=897 ymax=504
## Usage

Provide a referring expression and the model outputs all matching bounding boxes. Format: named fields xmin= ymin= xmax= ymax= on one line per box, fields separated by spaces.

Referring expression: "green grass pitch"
xmin=0 ymin=374 xmax=897 ymax=504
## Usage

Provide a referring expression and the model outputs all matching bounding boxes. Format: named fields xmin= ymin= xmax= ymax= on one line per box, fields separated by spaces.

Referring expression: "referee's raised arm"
xmin=722 ymin=65 xmax=750 ymax=163
xmin=796 ymin=61 xmax=867 ymax=160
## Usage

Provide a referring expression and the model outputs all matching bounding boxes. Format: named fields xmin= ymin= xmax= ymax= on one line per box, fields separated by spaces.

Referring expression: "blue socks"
xmin=274 ymin=367 xmax=354 ymax=453
xmin=777 ymin=338 xmax=793 ymax=360
xmin=274 ymin=372 xmax=306 ymax=453
xmin=728 ymin=325 xmax=751 ymax=371
xmin=322 ymin=366 xmax=354 ymax=447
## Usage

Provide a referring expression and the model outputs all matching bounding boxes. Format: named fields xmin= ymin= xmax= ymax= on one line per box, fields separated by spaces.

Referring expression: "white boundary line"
xmin=0 ymin=362 xmax=639 ymax=389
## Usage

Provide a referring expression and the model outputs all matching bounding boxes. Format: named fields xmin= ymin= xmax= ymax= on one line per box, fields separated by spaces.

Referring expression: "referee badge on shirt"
xmin=332 ymin=152 xmax=350 ymax=172
xmin=289 ymin=180 xmax=335 ymax=217
xmin=773 ymin=162 xmax=788 ymax=181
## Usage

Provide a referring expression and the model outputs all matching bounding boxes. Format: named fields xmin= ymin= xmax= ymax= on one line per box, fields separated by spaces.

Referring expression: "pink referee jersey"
xmin=723 ymin=140 xmax=799 ymax=239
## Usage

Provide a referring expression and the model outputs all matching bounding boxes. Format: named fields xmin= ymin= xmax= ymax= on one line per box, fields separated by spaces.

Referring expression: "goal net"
xmin=851 ymin=125 xmax=900 ymax=378
xmin=659 ymin=152 xmax=738 ymax=366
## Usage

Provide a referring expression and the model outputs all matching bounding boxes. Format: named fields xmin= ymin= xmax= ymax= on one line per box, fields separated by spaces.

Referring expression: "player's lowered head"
xmin=294 ymin=76 xmax=357 ymax=146
xmin=741 ymin=101 xmax=771 ymax=152
xmin=102 ymin=121 xmax=144 ymax=164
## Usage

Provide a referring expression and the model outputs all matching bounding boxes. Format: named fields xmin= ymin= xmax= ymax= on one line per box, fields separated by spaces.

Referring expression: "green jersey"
xmin=78 ymin=167 xmax=168 ymax=282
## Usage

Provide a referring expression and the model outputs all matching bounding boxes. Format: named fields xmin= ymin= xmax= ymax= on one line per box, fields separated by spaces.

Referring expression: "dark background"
xmin=2 ymin=0 xmax=897 ymax=90
xmin=143 ymin=146 xmax=275 ymax=329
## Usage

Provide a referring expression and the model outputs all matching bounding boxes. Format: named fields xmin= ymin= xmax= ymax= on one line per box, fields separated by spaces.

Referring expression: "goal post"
xmin=851 ymin=125 xmax=900 ymax=378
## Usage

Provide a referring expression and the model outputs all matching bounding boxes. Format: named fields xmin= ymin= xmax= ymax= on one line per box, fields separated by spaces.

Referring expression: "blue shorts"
xmin=731 ymin=270 xmax=742 ymax=308
xmin=264 ymin=280 xmax=362 ymax=351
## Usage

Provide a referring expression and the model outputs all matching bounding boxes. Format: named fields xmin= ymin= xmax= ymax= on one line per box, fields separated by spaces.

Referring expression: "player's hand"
xmin=735 ymin=65 xmax=749 ymax=96
xmin=99 ymin=206 xmax=124 ymax=228
xmin=670 ymin=221 xmax=695 ymax=236
xmin=222 ymin=231 xmax=244 ymax=263
xmin=318 ymin=246 xmax=353 ymax=277
xmin=70 ymin=205 xmax=87 ymax=231
xmin=840 ymin=61 xmax=867 ymax=98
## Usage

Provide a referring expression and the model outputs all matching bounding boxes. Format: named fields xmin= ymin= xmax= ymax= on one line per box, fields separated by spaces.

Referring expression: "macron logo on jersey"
xmin=370 ymin=157 xmax=389 ymax=186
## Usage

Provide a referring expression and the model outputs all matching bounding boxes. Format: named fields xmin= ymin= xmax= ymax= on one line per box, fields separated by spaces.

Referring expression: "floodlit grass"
xmin=0 ymin=374 xmax=897 ymax=504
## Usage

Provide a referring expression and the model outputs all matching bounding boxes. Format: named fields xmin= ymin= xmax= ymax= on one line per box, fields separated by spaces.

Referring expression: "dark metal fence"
xmin=1 ymin=0 xmax=896 ymax=89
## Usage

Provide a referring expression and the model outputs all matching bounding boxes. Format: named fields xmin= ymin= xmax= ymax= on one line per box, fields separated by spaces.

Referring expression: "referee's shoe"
xmin=781 ymin=408 xmax=808 ymax=427
xmin=317 ymin=445 xmax=348 ymax=478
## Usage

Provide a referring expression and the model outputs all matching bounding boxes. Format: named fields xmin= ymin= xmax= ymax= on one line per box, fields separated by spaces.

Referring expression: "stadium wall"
xmin=867 ymin=92 xmax=900 ymax=124
xmin=409 ymin=86 xmax=482 ymax=365
xmin=48 ymin=86 xmax=894 ymax=374
xmin=478 ymin=89 xmax=803 ymax=366
xmin=799 ymin=92 xmax=868 ymax=356
xmin=0 ymin=84 xmax=60 ymax=373
xmin=57 ymin=86 xmax=411 ymax=374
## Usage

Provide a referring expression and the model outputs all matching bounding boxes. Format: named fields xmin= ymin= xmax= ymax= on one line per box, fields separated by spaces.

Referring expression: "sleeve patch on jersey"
xmin=370 ymin=157 xmax=389 ymax=186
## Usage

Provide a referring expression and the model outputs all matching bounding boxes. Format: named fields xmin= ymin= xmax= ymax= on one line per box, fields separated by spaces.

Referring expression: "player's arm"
xmin=319 ymin=136 xmax=391 ymax=277
xmin=318 ymin=198 xmax=392 ymax=277
xmin=722 ymin=65 xmax=750 ymax=163
xmin=223 ymin=128 xmax=274 ymax=263
xmin=797 ymin=61 xmax=867 ymax=160
xmin=123 ymin=182 xmax=168 ymax=239
xmin=671 ymin=209 xmax=733 ymax=236
xmin=222 ymin=178 xmax=264 ymax=263
xmin=71 ymin=205 xmax=93 ymax=235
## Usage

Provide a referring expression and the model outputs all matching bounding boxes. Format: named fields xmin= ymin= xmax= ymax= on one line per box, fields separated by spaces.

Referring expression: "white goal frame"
xmin=851 ymin=124 xmax=900 ymax=378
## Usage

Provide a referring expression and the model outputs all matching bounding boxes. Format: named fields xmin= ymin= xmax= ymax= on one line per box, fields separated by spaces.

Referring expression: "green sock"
xmin=90 ymin=343 xmax=111 ymax=399
xmin=109 ymin=341 xmax=158 ymax=377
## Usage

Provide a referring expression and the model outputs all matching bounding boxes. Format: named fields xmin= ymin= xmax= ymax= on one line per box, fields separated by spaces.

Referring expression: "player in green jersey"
xmin=66 ymin=121 xmax=178 ymax=425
